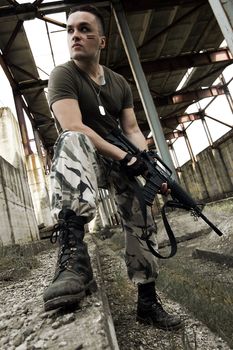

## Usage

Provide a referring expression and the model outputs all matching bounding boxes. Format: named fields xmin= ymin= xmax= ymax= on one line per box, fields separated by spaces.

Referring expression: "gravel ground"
xmin=0 ymin=235 xmax=231 ymax=350
xmin=96 ymin=238 xmax=232 ymax=350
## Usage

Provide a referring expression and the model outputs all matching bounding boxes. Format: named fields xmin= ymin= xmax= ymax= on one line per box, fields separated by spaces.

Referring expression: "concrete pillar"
xmin=0 ymin=107 xmax=39 ymax=245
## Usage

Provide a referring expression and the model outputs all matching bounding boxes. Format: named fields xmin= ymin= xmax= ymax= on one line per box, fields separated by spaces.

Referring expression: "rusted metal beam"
xmin=137 ymin=3 xmax=205 ymax=53
xmin=123 ymin=0 xmax=205 ymax=11
xmin=139 ymin=112 xmax=203 ymax=132
xmin=6 ymin=0 xmax=19 ymax=5
xmin=0 ymin=1 xmax=108 ymax=21
xmin=134 ymin=85 xmax=225 ymax=111
xmin=33 ymin=0 xmax=44 ymax=6
xmin=176 ymin=112 xmax=203 ymax=123
xmin=146 ymin=129 xmax=184 ymax=144
xmin=172 ymin=85 xmax=225 ymax=104
xmin=14 ymin=92 xmax=33 ymax=156
xmin=0 ymin=0 xmax=207 ymax=21
xmin=44 ymin=20 xmax=56 ymax=67
xmin=9 ymin=62 xmax=38 ymax=81
xmin=0 ymin=52 xmax=17 ymax=88
xmin=15 ymin=58 xmax=230 ymax=94
xmin=162 ymin=110 xmax=232 ymax=131
xmin=0 ymin=54 xmax=34 ymax=155
xmin=13 ymin=49 xmax=232 ymax=91
xmin=161 ymin=65 xmax=228 ymax=120
xmin=2 ymin=20 xmax=23 ymax=56
xmin=115 ymin=49 xmax=233 ymax=77
xmin=161 ymin=112 xmax=203 ymax=130
xmin=0 ymin=53 xmax=35 ymax=125
xmin=0 ymin=52 xmax=49 ymax=147
xmin=0 ymin=2 xmax=37 ymax=21
xmin=36 ymin=14 xmax=66 ymax=28
xmin=165 ymin=130 xmax=184 ymax=140
xmin=112 ymin=2 xmax=208 ymax=70
xmin=18 ymin=79 xmax=48 ymax=91
xmin=156 ymin=113 xmax=197 ymax=130
xmin=205 ymin=114 xmax=233 ymax=129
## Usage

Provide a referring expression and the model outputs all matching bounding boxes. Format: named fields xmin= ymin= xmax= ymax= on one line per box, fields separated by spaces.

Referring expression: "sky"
xmin=0 ymin=0 xmax=233 ymax=167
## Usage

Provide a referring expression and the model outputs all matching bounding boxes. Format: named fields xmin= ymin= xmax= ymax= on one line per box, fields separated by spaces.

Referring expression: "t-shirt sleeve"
xmin=48 ymin=65 xmax=79 ymax=110
xmin=121 ymin=76 xmax=134 ymax=109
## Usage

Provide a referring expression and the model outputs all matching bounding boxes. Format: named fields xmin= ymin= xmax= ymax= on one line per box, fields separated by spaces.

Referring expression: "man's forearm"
xmin=74 ymin=124 xmax=127 ymax=161
xmin=124 ymin=128 xmax=148 ymax=151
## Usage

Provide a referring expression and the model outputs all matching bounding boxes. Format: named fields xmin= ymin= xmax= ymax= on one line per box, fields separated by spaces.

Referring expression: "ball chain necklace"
xmin=87 ymin=67 xmax=106 ymax=116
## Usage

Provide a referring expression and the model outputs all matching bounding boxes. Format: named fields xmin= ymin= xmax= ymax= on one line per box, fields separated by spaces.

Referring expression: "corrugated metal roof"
xmin=0 ymin=0 xmax=232 ymax=149
xmin=0 ymin=1 xmax=56 ymax=148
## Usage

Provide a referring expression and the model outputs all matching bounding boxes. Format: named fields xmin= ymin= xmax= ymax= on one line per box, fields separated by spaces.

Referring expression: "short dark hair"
xmin=68 ymin=5 xmax=105 ymax=35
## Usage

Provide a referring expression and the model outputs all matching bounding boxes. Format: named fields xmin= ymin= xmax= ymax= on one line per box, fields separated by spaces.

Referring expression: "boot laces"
xmin=50 ymin=219 xmax=78 ymax=270
xmin=152 ymin=292 xmax=171 ymax=318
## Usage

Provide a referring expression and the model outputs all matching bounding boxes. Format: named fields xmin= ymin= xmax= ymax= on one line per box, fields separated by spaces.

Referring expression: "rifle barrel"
xmin=197 ymin=209 xmax=223 ymax=236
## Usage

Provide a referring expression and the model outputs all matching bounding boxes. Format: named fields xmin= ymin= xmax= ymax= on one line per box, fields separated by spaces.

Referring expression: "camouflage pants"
xmin=50 ymin=130 xmax=159 ymax=284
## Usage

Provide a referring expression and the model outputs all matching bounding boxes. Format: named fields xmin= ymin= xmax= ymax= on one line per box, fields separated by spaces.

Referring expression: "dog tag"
xmin=99 ymin=105 xmax=106 ymax=116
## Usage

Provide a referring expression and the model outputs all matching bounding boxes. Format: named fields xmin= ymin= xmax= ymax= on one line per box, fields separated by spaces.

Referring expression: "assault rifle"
xmin=106 ymin=128 xmax=223 ymax=259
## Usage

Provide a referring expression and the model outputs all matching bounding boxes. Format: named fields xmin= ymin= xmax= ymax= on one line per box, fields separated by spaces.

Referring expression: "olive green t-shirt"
xmin=48 ymin=60 xmax=133 ymax=137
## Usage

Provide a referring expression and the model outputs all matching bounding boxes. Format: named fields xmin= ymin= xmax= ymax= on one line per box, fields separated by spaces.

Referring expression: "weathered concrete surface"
xmin=0 ymin=234 xmax=119 ymax=350
xmin=0 ymin=155 xmax=39 ymax=245
xmin=0 ymin=107 xmax=39 ymax=245
xmin=26 ymin=153 xmax=54 ymax=228
xmin=178 ymin=129 xmax=233 ymax=203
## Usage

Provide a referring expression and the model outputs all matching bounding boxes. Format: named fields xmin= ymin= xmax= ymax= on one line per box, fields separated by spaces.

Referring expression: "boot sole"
xmin=136 ymin=315 xmax=184 ymax=331
xmin=44 ymin=279 xmax=98 ymax=312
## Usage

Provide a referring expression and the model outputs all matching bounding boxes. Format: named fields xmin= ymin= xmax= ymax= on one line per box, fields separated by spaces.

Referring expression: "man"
xmin=43 ymin=4 xmax=182 ymax=330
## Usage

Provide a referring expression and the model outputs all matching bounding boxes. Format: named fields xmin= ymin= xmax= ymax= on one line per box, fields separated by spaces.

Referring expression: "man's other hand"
xmin=159 ymin=182 xmax=171 ymax=196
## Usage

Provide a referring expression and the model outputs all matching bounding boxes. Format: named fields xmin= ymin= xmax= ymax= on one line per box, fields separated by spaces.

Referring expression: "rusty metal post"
xmin=13 ymin=92 xmax=32 ymax=156
xmin=168 ymin=140 xmax=180 ymax=170
xmin=181 ymin=124 xmax=196 ymax=163
xmin=220 ymin=74 xmax=233 ymax=115
xmin=201 ymin=117 xmax=213 ymax=147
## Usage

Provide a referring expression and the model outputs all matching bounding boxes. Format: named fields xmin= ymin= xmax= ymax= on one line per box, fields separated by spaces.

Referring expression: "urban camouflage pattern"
xmin=50 ymin=130 xmax=159 ymax=284
xmin=50 ymin=130 xmax=100 ymax=221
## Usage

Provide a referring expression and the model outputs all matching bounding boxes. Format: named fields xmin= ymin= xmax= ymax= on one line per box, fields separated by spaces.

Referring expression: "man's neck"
xmin=73 ymin=59 xmax=103 ymax=84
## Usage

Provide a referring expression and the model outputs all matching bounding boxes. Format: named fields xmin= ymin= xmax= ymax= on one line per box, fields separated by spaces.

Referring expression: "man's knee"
xmin=54 ymin=130 xmax=95 ymax=157
xmin=57 ymin=130 xmax=87 ymax=145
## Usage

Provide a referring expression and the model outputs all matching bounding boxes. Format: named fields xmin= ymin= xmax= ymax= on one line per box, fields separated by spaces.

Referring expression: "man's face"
xmin=67 ymin=11 xmax=105 ymax=62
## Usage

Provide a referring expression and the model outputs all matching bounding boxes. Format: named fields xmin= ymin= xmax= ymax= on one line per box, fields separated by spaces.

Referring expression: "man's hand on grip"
xmin=120 ymin=153 xmax=148 ymax=177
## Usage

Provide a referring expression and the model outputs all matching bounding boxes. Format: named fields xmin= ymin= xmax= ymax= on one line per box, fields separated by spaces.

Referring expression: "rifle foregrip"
xmin=169 ymin=179 xmax=223 ymax=236
xmin=169 ymin=179 xmax=197 ymax=208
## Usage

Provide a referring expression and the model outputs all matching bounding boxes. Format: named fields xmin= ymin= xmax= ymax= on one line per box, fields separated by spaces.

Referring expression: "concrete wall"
xmin=178 ymin=129 xmax=233 ymax=202
xmin=26 ymin=154 xmax=54 ymax=228
xmin=0 ymin=107 xmax=39 ymax=245
xmin=0 ymin=155 xmax=39 ymax=245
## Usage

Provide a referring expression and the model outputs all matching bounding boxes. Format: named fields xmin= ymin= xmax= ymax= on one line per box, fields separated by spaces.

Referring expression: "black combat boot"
xmin=43 ymin=209 xmax=97 ymax=311
xmin=136 ymin=282 xmax=183 ymax=330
